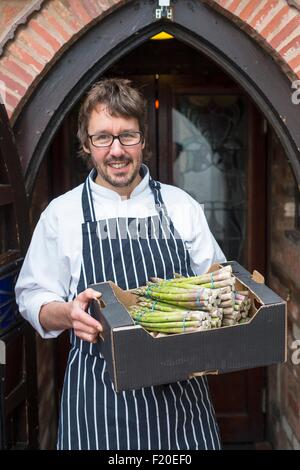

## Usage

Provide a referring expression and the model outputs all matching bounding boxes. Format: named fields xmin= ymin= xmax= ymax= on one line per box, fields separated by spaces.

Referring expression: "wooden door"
xmin=0 ymin=98 xmax=38 ymax=449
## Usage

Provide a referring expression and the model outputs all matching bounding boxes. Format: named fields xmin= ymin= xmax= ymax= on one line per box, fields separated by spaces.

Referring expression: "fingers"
xmin=71 ymin=289 xmax=103 ymax=343
xmin=73 ymin=319 xmax=100 ymax=335
xmin=71 ymin=307 xmax=102 ymax=330
xmin=73 ymin=328 xmax=100 ymax=344
xmin=72 ymin=314 xmax=102 ymax=344
xmin=77 ymin=288 xmax=102 ymax=303
xmin=69 ymin=300 xmax=102 ymax=340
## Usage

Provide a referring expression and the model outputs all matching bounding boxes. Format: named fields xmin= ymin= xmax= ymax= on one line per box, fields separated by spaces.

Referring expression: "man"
xmin=15 ymin=78 xmax=226 ymax=450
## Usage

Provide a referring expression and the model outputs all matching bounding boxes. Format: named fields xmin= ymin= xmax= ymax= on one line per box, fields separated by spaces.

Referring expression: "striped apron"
xmin=57 ymin=170 xmax=221 ymax=450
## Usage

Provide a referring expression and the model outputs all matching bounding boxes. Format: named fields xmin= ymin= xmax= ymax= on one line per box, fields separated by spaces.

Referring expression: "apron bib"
xmin=57 ymin=169 xmax=221 ymax=450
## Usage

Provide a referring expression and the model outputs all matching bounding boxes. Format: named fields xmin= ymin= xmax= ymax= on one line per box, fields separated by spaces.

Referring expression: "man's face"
xmin=84 ymin=106 xmax=144 ymax=193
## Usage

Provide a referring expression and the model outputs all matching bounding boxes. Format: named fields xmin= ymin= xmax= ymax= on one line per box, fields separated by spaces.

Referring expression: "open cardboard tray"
xmin=90 ymin=261 xmax=287 ymax=392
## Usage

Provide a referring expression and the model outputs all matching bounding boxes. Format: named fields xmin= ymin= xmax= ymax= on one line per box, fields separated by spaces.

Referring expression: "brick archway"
xmin=0 ymin=0 xmax=300 ymax=122
xmin=0 ymin=0 xmax=300 ymax=119
xmin=0 ymin=0 xmax=300 ymax=190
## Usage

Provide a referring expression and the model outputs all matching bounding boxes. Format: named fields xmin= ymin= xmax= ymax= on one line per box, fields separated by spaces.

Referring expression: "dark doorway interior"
xmin=31 ymin=37 xmax=267 ymax=445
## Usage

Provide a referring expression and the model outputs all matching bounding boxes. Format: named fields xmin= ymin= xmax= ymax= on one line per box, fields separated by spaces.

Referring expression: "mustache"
xmin=106 ymin=157 xmax=132 ymax=164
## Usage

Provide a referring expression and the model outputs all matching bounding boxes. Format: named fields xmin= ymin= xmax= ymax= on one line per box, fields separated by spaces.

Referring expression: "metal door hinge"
xmin=155 ymin=0 xmax=173 ymax=20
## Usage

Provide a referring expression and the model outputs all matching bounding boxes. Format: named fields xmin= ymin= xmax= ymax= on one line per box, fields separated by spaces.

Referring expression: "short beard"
xmin=100 ymin=166 xmax=140 ymax=188
xmin=93 ymin=156 xmax=142 ymax=188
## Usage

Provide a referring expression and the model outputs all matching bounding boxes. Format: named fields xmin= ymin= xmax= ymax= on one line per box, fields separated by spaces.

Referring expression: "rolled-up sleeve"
xmin=15 ymin=203 xmax=68 ymax=338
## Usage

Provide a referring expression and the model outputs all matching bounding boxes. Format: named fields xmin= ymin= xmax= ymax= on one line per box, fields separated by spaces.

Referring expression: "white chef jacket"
xmin=15 ymin=165 xmax=226 ymax=339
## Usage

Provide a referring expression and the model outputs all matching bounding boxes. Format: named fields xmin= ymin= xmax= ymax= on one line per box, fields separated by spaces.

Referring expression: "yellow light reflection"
xmin=150 ymin=31 xmax=174 ymax=40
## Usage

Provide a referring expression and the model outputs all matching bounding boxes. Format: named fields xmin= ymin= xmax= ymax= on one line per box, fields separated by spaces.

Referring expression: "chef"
xmin=15 ymin=78 xmax=226 ymax=450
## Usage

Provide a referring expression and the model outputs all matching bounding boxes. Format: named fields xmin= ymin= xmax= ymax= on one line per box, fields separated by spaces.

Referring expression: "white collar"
xmin=88 ymin=164 xmax=151 ymax=201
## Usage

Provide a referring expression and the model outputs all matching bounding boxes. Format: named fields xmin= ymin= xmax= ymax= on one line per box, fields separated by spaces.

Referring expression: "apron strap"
xmin=149 ymin=177 xmax=169 ymax=219
xmin=149 ymin=177 xmax=179 ymax=237
xmin=82 ymin=170 xmax=97 ymax=223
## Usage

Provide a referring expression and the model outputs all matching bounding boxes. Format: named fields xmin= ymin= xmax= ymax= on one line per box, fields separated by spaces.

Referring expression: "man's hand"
xmin=69 ymin=288 xmax=103 ymax=343
xmin=39 ymin=288 xmax=103 ymax=343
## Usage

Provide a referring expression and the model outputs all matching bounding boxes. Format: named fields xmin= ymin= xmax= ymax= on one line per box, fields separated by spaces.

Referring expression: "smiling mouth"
xmin=107 ymin=161 xmax=130 ymax=169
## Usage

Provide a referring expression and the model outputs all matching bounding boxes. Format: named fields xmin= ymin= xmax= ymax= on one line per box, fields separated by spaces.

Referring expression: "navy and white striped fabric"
xmin=57 ymin=170 xmax=221 ymax=450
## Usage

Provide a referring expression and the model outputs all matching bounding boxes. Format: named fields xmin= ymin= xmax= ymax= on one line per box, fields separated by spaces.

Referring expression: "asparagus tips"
xmin=149 ymin=277 xmax=164 ymax=283
xmin=128 ymin=265 xmax=252 ymax=334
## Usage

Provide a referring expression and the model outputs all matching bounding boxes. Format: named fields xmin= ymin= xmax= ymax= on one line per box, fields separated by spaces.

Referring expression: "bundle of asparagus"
xmin=129 ymin=265 xmax=253 ymax=335
xmin=220 ymin=290 xmax=251 ymax=326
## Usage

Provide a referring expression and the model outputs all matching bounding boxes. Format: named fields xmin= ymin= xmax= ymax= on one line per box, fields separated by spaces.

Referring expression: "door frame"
xmin=10 ymin=0 xmax=300 ymax=197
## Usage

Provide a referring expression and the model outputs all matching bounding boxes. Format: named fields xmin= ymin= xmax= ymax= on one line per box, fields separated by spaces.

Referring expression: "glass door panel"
xmin=172 ymin=95 xmax=248 ymax=264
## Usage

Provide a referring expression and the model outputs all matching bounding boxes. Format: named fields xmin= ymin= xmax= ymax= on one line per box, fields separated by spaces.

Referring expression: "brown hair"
xmin=77 ymin=78 xmax=148 ymax=165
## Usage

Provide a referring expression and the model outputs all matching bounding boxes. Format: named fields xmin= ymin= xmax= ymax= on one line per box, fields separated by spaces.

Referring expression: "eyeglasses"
xmin=88 ymin=131 xmax=143 ymax=148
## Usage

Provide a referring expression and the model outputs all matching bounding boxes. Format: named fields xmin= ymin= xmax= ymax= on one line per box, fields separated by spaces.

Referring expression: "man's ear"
xmin=141 ymin=139 xmax=145 ymax=150
xmin=83 ymin=143 xmax=91 ymax=154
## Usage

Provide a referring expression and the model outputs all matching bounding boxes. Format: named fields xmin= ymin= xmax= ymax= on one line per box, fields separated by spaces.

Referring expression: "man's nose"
xmin=110 ymin=137 xmax=125 ymax=156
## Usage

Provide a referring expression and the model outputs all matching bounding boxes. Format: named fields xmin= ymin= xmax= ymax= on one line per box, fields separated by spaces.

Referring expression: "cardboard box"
xmin=90 ymin=261 xmax=287 ymax=392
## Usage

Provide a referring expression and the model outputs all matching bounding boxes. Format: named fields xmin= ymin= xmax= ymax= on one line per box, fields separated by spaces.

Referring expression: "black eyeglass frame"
xmin=88 ymin=131 xmax=144 ymax=148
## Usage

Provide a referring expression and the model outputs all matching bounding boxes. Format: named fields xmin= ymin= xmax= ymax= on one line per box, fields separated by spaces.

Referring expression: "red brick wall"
xmin=0 ymin=1 xmax=33 ymax=40
xmin=267 ymin=130 xmax=300 ymax=450
xmin=207 ymin=0 xmax=300 ymax=79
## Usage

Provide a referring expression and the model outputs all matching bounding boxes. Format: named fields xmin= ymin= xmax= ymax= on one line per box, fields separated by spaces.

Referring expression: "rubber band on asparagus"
xmin=196 ymin=291 xmax=202 ymax=307
xmin=135 ymin=309 xmax=145 ymax=323
xmin=146 ymin=286 xmax=151 ymax=299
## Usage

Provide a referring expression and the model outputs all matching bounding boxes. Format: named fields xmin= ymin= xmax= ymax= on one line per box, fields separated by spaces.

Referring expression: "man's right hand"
xmin=39 ymin=288 xmax=103 ymax=343
xmin=69 ymin=288 xmax=103 ymax=343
